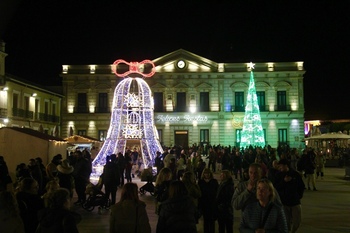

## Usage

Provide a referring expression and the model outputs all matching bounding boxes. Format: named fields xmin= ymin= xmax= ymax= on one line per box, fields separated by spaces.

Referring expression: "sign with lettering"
xmin=156 ymin=114 xmax=208 ymax=123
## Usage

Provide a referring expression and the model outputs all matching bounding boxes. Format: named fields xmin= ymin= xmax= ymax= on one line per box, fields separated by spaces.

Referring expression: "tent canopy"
xmin=306 ymin=133 xmax=350 ymax=140
xmin=64 ymin=135 xmax=101 ymax=143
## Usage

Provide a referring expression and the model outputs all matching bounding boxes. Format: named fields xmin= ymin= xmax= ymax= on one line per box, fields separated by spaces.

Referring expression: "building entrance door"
xmin=175 ymin=130 xmax=188 ymax=147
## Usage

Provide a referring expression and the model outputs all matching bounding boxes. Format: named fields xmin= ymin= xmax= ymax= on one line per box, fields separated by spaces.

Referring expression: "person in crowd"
xmin=154 ymin=151 xmax=164 ymax=175
xmin=163 ymin=150 xmax=176 ymax=168
xmin=35 ymin=157 xmax=48 ymax=193
xmin=154 ymin=167 xmax=173 ymax=214
xmin=46 ymin=154 xmax=62 ymax=181
xmin=73 ymin=150 xmax=91 ymax=205
xmin=232 ymin=151 xmax=243 ymax=180
xmin=215 ymin=170 xmax=234 ymax=233
xmin=182 ymin=171 xmax=201 ymax=208
xmin=196 ymin=158 xmax=206 ymax=180
xmin=156 ymin=180 xmax=198 ymax=233
xmin=57 ymin=159 xmax=75 ymax=198
xmin=267 ymin=159 xmax=280 ymax=184
xmin=315 ymin=151 xmax=326 ymax=179
xmin=274 ymin=158 xmax=305 ymax=233
xmin=28 ymin=158 xmax=44 ymax=195
xmin=255 ymin=157 xmax=268 ymax=178
xmin=0 ymin=190 xmax=25 ymax=233
xmin=103 ymin=154 xmax=120 ymax=204
xmin=0 ymin=155 xmax=12 ymax=191
xmin=16 ymin=177 xmax=44 ymax=233
xmin=303 ymin=148 xmax=317 ymax=191
xmin=117 ymin=152 xmax=125 ymax=186
xmin=124 ymin=151 xmax=133 ymax=183
xmin=240 ymin=179 xmax=288 ymax=233
xmin=15 ymin=163 xmax=31 ymax=185
xmin=208 ymin=147 xmax=217 ymax=173
xmin=36 ymin=188 xmax=82 ymax=233
xmin=198 ymin=168 xmax=219 ymax=233
xmin=109 ymin=183 xmax=151 ymax=233
xmin=176 ymin=153 xmax=187 ymax=180
xmin=41 ymin=179 xmax=60 ymax=207
xmin=232 ymin=163 xmax=281 ymax=212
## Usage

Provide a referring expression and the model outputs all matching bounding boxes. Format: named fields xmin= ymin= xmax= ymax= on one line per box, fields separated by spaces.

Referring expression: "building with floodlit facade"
xmin=60 ymin=49 xmax=305 ymax=152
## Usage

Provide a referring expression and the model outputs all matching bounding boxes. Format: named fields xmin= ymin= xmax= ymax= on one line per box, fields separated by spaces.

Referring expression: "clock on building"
xmin=177 ymin=60 xmax=186 ymax=69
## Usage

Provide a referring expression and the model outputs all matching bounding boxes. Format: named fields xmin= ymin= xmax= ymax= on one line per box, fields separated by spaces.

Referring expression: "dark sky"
xmin=1 ymin=0 xmax=350 ymax=120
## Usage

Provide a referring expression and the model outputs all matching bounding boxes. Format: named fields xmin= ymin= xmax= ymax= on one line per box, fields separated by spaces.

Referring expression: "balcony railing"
xmin=12 ymin=108 xmax=33 ymax=119
xmin=0 ymin=108 xmax=7 ymax=118
xmin=74 ymin=106 xmax=89 ymax=113
xmin=258 ymin=105 xmax=269 ymax=112
xmin=274 ymin=105 xmax=291 ymax=111
xmin=37 ymin=113 xmax=60 ymax=123
xmin=95 ymin=106 xmax=110 ymax=113
xmin=231 ymin=105 xmax=245 ymax=112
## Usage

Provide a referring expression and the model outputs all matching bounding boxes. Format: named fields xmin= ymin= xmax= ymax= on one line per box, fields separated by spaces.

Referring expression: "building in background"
xmin=60 ymin=49 xmax=305 ymax=149
xmin=0 ymin=40 xmax=63 ymax=135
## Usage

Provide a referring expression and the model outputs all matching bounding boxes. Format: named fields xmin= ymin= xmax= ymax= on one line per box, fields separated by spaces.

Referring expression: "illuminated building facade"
xmin=60 ymin=49 xmax=305 ymax=150
xmin=0 ymin=41 xmax=63 ymax=133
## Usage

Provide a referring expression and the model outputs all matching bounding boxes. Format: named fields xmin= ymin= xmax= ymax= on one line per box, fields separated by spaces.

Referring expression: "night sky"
xmin=1 ymin=0 xmax=350 ymax=120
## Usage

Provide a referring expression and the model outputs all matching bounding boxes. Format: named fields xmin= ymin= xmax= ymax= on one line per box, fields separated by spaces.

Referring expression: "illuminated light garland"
xmin=91 ymin=60 xmax=163 ymax=182
xmin=240 ymin=68 xmax=266 ymax=149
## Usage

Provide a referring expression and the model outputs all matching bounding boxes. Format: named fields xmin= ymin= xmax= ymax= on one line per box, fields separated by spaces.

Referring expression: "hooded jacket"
xmin=36 ymin=208 xmax=81 ymax=233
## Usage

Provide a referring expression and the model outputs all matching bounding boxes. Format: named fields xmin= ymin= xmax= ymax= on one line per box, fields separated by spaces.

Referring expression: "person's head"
xmin=49 ymin=188 xmax=71 ymax=209
xmin=110 ymin=154 xmax=117 ymax=162
xmin=201 ymin=168 xmax=214 ymax=180
xmin=248 ymin=163 xmax=262 ymax=182
xmin=28 ymin=158 xmax=36 ymax=166
xmin=35 ymin=157 xmax=43 ymax=164
xmin=120 ymin=183 xmax=139 ymax=202
xmin=0 ymin=190 xmax=20 ymax=217
xmin=181 ymin=171 xmax=196 ymax=184
xmin=155 ymin=167 xmax=172 ymax=185
xmin=0 ymin=155 xmax=4 ymax=163
xmin=45 ymin=180 xmax=60 ymax=193
xmin=19 ymin=177 xmax=39 ymax=194
xmin=272 ymin=160 xmax=279 ymax=169
xmin=168 ymin=180 xmax=188 ymax=199
xmin=278 ymin=159 xmax=290 ymax=172
xmin=256 ymin=178 xmax=276 ymax=203
xmin=220 ymin=170 xmax=232 ymax=182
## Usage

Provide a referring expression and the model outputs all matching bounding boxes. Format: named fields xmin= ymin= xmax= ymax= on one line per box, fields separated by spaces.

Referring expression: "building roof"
xmin=0 ymin=127 xmax=66 ymax=141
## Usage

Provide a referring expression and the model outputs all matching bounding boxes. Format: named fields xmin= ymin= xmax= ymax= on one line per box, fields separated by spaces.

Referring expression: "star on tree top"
xmin=247 ymin=62 xmax=255 ymax=69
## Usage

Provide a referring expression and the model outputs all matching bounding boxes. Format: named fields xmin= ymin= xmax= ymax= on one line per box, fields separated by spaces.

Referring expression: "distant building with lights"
xmin=0 ymin=40 xmax=63 ymax=134
xmin=60 ymin=49 xmax=305 ymax=149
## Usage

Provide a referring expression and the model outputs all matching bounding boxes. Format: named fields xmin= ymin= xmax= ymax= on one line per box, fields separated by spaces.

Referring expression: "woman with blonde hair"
xmin=154 ymin=167 xmax=172 ymax=214
xmin=240 ymin=179 xmax=288 ymax=233
xmin=110 ymin=183 xmax=151 ymax=233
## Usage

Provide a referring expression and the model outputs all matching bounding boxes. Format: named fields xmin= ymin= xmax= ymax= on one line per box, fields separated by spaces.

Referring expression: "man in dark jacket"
xmin=103 ymin=154 xmax=120 ymax=204
xmin=73 ymin=150 xmax=92 ymax=205
xmin=274 ymin=158 xmax=305 ymax=233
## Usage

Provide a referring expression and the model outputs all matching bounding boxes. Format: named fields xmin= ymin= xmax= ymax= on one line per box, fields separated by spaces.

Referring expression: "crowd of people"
xmin=0 ymin=143 xmax=326 ymax=233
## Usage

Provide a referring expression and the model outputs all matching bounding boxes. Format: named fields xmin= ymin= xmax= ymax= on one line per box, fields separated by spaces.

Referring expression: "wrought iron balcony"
xmin=0 ymin=108 xmax=7 ymax=118
xmin=274 ymin=105 xmax=291 ymax=111
xmin=94 ymin=106 xmax=110 ymax=113
xmin=74 ymin=106 xmax=89 ymax=113
xmin=12 ymin=108 xmax=33 ymax=119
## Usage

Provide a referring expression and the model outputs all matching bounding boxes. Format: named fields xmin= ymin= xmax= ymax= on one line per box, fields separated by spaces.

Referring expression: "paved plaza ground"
xmin=72 ymin=167 xmax=350 ymax=233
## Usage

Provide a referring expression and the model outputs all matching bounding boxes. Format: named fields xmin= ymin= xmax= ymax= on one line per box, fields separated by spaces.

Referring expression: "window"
xmin=52 ymin=103 xmax=56 ymax=116
xmin=278 ymin=129 xmax=288 ymax=146
xmin=45 ymin=101 xmax=49 ymax=114
xmin=277 ymin=91 xmax=287 ymax=110
xmin=256 ymin=91 xmax=266 ymax=111
xmin=99 ymin=130 xmax=107 ymax=141
xmin=199 ymin=92 xmax=209 ymax=112
xmin=12 ymin=93 xmax=19 ymax=109
xmin=235 ymin=92 xmax=244 ymax=111
xmin=200 ymin=129 xmax=209 ymax=143
xmin=24 ymin=96 xmax=29 ymax=111
xmin=78 ymin=130 xmax=86 ymax=136
xmin=176 ymin=92 xmax=186 ymax=112
xmin=97 ymin=93 xmax=109 ymax=113
xmin=76 ymin=93 xmax=88 ymax=113
xmin=154 ymin=92 xmax=164 ymax=112
xmin=35 ymin=99 xmax=39 ymax=119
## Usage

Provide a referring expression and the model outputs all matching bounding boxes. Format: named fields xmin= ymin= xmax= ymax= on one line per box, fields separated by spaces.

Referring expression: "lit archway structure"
xmin=91 ymin=60 xmax=163 ymax=181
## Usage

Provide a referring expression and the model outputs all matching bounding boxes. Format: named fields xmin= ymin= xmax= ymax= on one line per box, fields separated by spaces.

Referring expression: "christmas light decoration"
xmin=240 ymin=63 xmax=266 ymax=149
xmin=90 ymin=60 xmax=163 ymax=181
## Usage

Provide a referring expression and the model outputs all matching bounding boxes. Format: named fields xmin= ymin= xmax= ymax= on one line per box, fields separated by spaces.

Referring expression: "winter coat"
xmin=103 ymin=162 xmax=120 ymax=188
xmin=36 ymin=208 xmax=81 ymax=233
xmin=110 ymin=200 xmax=151 ymax=233
xmin=157 ymin=195 xmax=198 ymax=233
xmin=274 ymin=169 xmax=305 ymax=206
xmin=240 ymin=201 xmax=288 ymax=233
xmin=215 ymin=178 xmax=234 ymax=219
xmin=198 ymin=178 xmax=219 ymax=219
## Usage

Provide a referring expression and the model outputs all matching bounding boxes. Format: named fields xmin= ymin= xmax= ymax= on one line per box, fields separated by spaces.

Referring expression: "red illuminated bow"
xmin=112 ymin=59 xmax=156 ymax=77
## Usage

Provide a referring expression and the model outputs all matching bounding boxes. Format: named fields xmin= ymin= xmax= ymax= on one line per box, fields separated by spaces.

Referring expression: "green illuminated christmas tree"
xmin=240 ymin=62 xmax=265 ymax=149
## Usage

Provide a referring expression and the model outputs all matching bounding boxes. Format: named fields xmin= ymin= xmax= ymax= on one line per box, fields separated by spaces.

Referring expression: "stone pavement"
xmin=72 ymin=167 xmax=350 ymax=233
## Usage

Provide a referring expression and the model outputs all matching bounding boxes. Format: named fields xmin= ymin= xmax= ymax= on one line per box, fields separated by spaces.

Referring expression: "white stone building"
xmin=60 ymin=49 xmax=305 ymax=149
